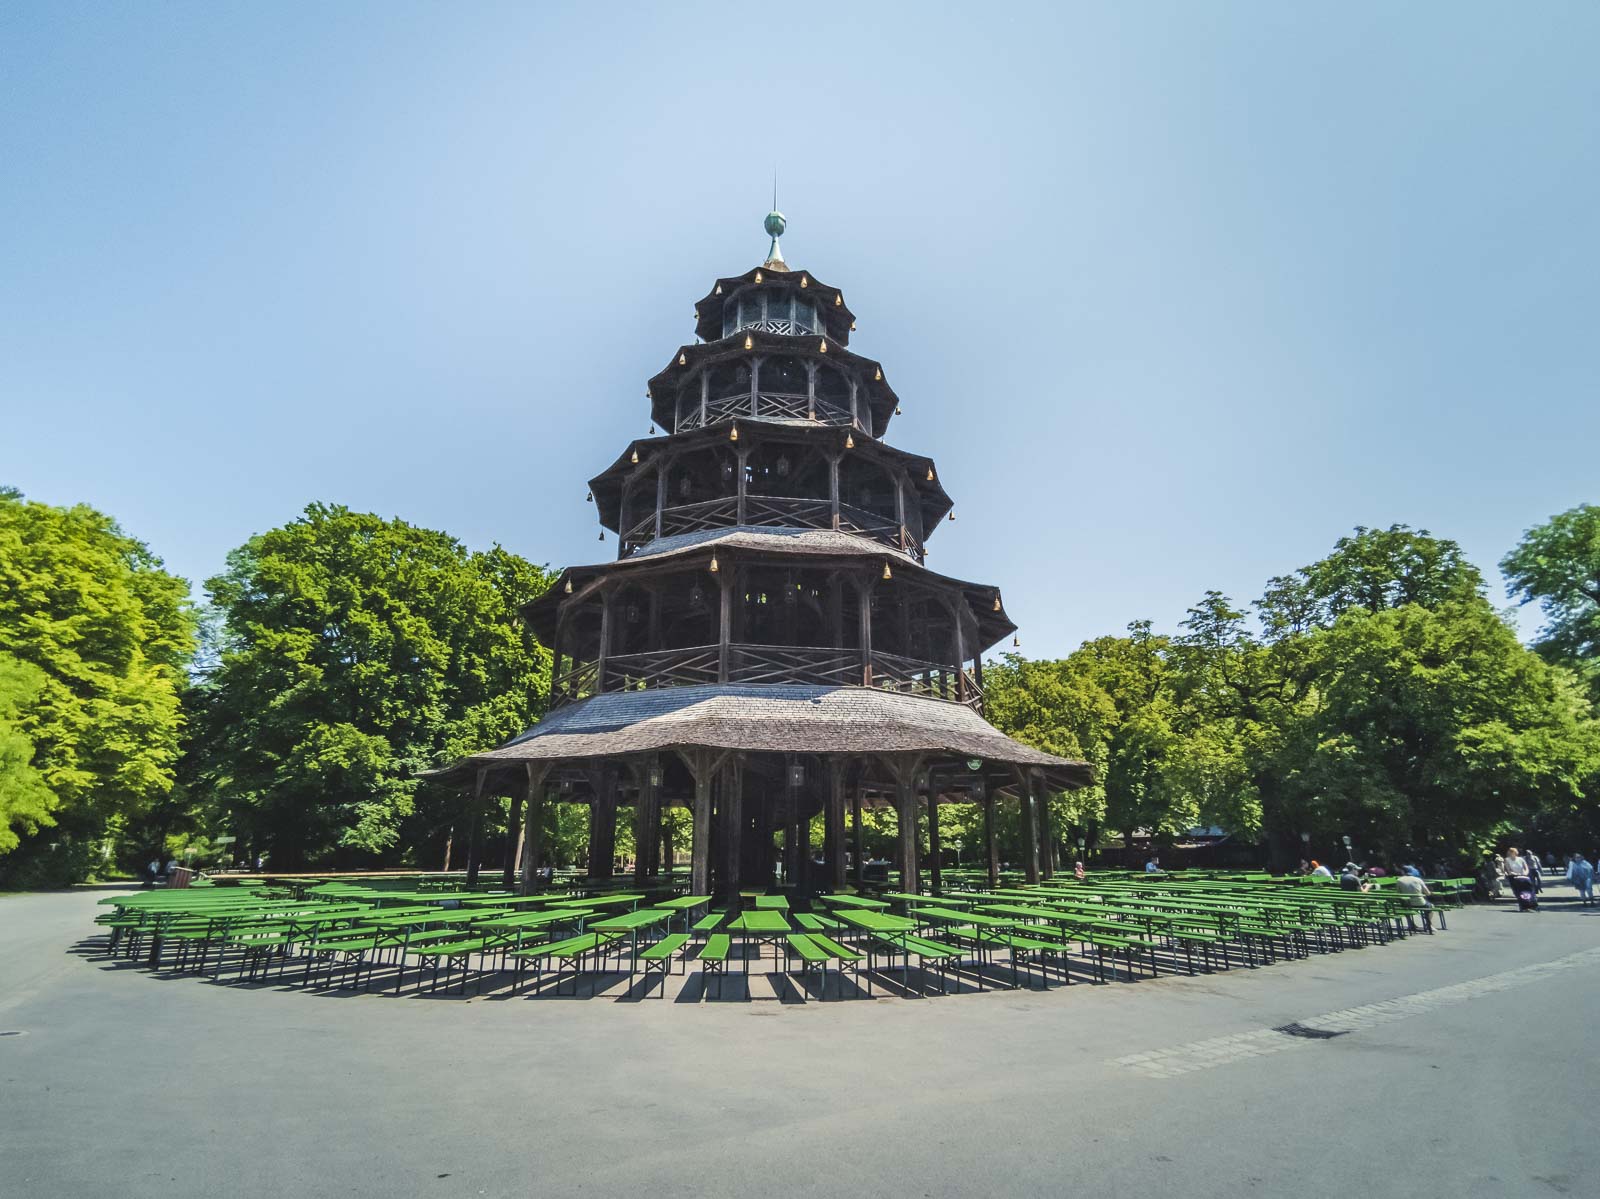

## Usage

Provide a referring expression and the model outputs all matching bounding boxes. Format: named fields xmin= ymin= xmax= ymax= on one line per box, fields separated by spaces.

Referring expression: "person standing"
xmin=1526 ymin=851 xmax=1543 ymax=894
xmin=1567 ymin=854 xmax=1594 ymax=905
xmin=1503 ymin=847 xmax=1537 ymax=911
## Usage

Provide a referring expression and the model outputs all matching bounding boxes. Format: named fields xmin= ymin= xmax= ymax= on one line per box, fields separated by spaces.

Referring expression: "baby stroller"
xmin=1508 ymin=874 xmax=1539 ymax=911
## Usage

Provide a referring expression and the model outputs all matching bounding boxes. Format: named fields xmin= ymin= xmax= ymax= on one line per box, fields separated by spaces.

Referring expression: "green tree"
xmin=1501 ymin=503 xmax=1600 ymax=700
xmin=0 ymin=654 xmax=53 ymax=854
xmin=0 ymin=488 xmax=196 ymax=883
xmin=190 ymin=504 xmax=554 ymax=868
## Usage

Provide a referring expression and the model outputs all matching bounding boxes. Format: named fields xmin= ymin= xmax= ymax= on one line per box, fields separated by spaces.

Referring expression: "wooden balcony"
xmin=620 ymin=494 xmax=919 ymax=559
xmin=550 ymin=643 xmax=985 ymax=714
xmin=675 ymin=390 xmax=854 ymax=432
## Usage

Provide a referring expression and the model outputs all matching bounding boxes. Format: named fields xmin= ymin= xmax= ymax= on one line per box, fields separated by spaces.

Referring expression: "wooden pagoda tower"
xmin=431 ymin=210 xmax=1090 ymax=898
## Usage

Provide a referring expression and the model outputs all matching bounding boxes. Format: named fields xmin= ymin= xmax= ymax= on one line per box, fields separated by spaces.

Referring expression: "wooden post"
xmin=828 ymin=454 xmax=841 ymax=529
xmin=595 ymin=588 xmax=613 ymax=694
xmin=549 ymin=614 xmax=566 ymax=705
xmin=736 ymin=447 xmax=748 ymax=525
xmin=465 ymin=770 xmax=486 ymax=887
xmin=718 ymin=571 xmax=733 ymax=683
xmin=503 ymin=793 xmax=523 ymax=890
xmin=852 ymin=784 xmax=865 ymax=886
xmin=950 ymin=599 xmax=968 ymax=705
xmin=722 ymin=756 xmax=744 ymax=902
xmin=897 ymin=774 xmax=919 ymax=894
xmin=653 ymin=459 xmax=667 ymax=541
xmin=518 ymin=763 xmax=549 ymax=895
xmin=984 ymin=788 xmax=999 ymax=887
xmin=587 ymin=769 xmax=618 ymax=879
xmin=825 ymin=758 xmax=846 ymax=891
xmin=1014 ymin=766 xmax=1040 ymax=884
xmin=858 ymin=579 xmax=874 ymax=686
xmin=1037 ymin=784 xmax=1055 ymax=881
xmin=691 ymin=760 xmax=712 ymax=895
xmin=927 ymin=775 xmax=943 ymax=894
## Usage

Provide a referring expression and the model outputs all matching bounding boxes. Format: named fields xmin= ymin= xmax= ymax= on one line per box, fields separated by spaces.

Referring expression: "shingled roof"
xmin=425 ymin=683 xmax=1091 ymax=788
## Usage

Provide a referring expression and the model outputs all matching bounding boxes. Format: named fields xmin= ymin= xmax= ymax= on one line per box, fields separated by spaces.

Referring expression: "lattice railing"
xmin=622 ymin=494 xmax=911 ymax=557
xmin=674 ymin=390 xmax=856 ymax=432
xmin=552 ymin=644 xmax=982 ymax=712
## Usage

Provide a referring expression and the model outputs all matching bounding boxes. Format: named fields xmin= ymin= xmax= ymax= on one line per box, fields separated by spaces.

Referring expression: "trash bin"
xmin=168 ymin=866 xmax=194 ymax=888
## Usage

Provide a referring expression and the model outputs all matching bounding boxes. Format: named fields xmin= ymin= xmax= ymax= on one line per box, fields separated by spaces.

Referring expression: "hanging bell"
xmin=835 ymin=294 xmax=842 ymax=306
xmin=818 ymin=339 xmax=827 ymax=353
xmin=585 ymin=491 xmax=593 ymax=502
xmin=679 ymin=353 xmax=687 ymax=366
xmin=845 ymin=433 xmax=854 ymax=449
xmin=1013 ymin=636 xmax=1020 ymax=648
xmin=895 ymin=405 xmax=903 ymax=416
xmin=882 ymin=562 xmax=892 ymax=580
xmin=729 ymin=425 xmax=739 ymax=442
xmin=709 ymin=554 xmax=720 ymax=573
xmin=874 ymin=368 xmax=882 ymax=381
xmin=927 ymin=467 xmax=935 ymax=482
xmin=630 ymin=449 xmax=640 ymax=464
xmin=948 ymin=510 xmax=955 ymax=521
xmin=715 ymin=284 xmax=723 ymax=295
xmin=744 ymin=334 xmax=754 ymax=350
xmin=649 ymin=423 xmax=656 ymax=434
xmin=599 ymin=530 xmax=605 ymax=541
xmin=564 ymin=579 xmax=573 ymax=594
xmin=800 ymin=275 xmax=808 ymax=288
xmin=993 ymin=593 xmax=1002 ymax=611
xmin=755 ymin=271 xmax=763 ymax=284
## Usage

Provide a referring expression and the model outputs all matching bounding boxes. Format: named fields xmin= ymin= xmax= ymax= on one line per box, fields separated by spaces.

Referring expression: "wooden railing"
xmin=552 ymin=643 xmax=982 ymax=713
xmin=621 ymin=494 xmax=913 ymax=558
xmin=675 ymin=390 xmax=854 ymax=432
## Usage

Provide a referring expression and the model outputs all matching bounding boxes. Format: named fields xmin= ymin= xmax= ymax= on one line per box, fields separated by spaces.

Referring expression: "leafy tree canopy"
xmin=190 ymin=503 xmax=554 ymax=867
xmin=0 ymin=488 xmax=195 ymax=880
xmin=1501 ymin=504 xmax=1600 ymax=699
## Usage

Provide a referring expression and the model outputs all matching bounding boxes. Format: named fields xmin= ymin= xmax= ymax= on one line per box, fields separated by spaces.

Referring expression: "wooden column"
xmin=722 ymin=757 xmax=743 ymax=902
xmin=718 ymin=570 xmax=733 ymax=683
xmin=949 ymin=599 xmax=968 ymax=705
xmin=653 ymin=461 xmax=667 ymax=541
xmin=549 ymin=613 xmax=566 ymax=704
xmin=465 ymin=769 xmax=487 ymax=887
xmin=858 ymin=579 xmax=874 ymax=686
xmin=828 ymin=454 xmax=841 ymax=529
xmin=517 ymin=763 xmax=549 ymax=895
xmin=502 ymin=792 xmax=523 ymax=890
xmin=927 ymin=774 xmax=944 ymax=894
xmin=691 ymin=761 xmax=713 ymax=895
xmin=595 ymin=589 xmax=613 ymax=694
xmin=1037 ymin=784 xmax=1055 ymax=881
xmin=852 ymin=784 xmax=865 ymax=886
xmin=882 ymin=754 xmax=925 ymax=894
xmin=984 ymin=788 xmax=999 ymax=888
xmin=735 ymin=447 xmax=749 ymax=524
xmin=700 ymin=371 xmax=709 ymax=427
xmin=1014 ymin=766 xmax=1040 ymax=884
xmin=587 ymin=768 xmax=619 ymax=879
xmin=825 ymin=758 xmax=846 ymax=891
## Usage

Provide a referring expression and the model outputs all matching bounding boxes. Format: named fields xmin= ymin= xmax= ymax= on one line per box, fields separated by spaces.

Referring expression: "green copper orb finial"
xmin=762 ymin=208 xmax=787 ymax=269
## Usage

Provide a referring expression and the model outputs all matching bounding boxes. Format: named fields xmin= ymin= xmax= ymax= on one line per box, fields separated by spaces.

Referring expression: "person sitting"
xmin=1144 ymin=856 xmax=1161 ymax=873
xmin=1308 ymin=860 xmax=1334 ymax=881
xmin=1339 ymin=862 xmax=1366 ymax=892
xmin=1394 ymin=870 xmax=1433 ymax=931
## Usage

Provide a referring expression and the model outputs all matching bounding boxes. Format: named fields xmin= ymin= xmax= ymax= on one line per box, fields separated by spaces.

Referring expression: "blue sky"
xmin=3 ymin=2 xmax=1596 ymax=655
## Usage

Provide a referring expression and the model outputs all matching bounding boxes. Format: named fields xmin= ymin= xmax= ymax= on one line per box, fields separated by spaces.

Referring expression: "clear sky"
xmin=3 ymin=2 xmax=1596 ymax=656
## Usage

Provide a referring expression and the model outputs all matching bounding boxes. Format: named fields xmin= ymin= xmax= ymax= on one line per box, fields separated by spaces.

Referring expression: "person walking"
xmin=1503 ymin=847 xmax=1537 ymax=911
xmin=1567 ymin=853 xmax=1594 ymax=906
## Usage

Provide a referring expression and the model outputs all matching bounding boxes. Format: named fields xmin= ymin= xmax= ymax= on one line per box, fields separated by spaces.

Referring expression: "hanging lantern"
xmin=630 ymin=449 xmax=640 ymax=464
xmin=729 ymin=425 xmax=739 ymax=442
xmin=679 ymin=352 xmax=687 ymax=366
xmin=882 ymin=562 xmax=892 ymax=580
xmin=845 ymin=432 xmax=855 ymax=449
xmin=744 ymin=334 xmax=754 ymax=351
xmin=709 ymin=554 xmax=720 ymax=573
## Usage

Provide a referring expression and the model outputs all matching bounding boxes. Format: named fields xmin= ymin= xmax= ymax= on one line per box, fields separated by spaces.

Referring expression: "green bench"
xmin=697 ymin=933 xmax=732 ymax=999
xmin=638 ymin=932 xmax=689 ymax=998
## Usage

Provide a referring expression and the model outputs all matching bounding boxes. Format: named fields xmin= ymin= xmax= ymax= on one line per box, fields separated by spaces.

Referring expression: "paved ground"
xmin=3 ymin=887 xmax=1597 ymax=1198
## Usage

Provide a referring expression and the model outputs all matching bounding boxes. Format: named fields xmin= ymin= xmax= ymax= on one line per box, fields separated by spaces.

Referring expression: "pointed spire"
xmin=762 ymin=174 xmax=788 ymax=271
